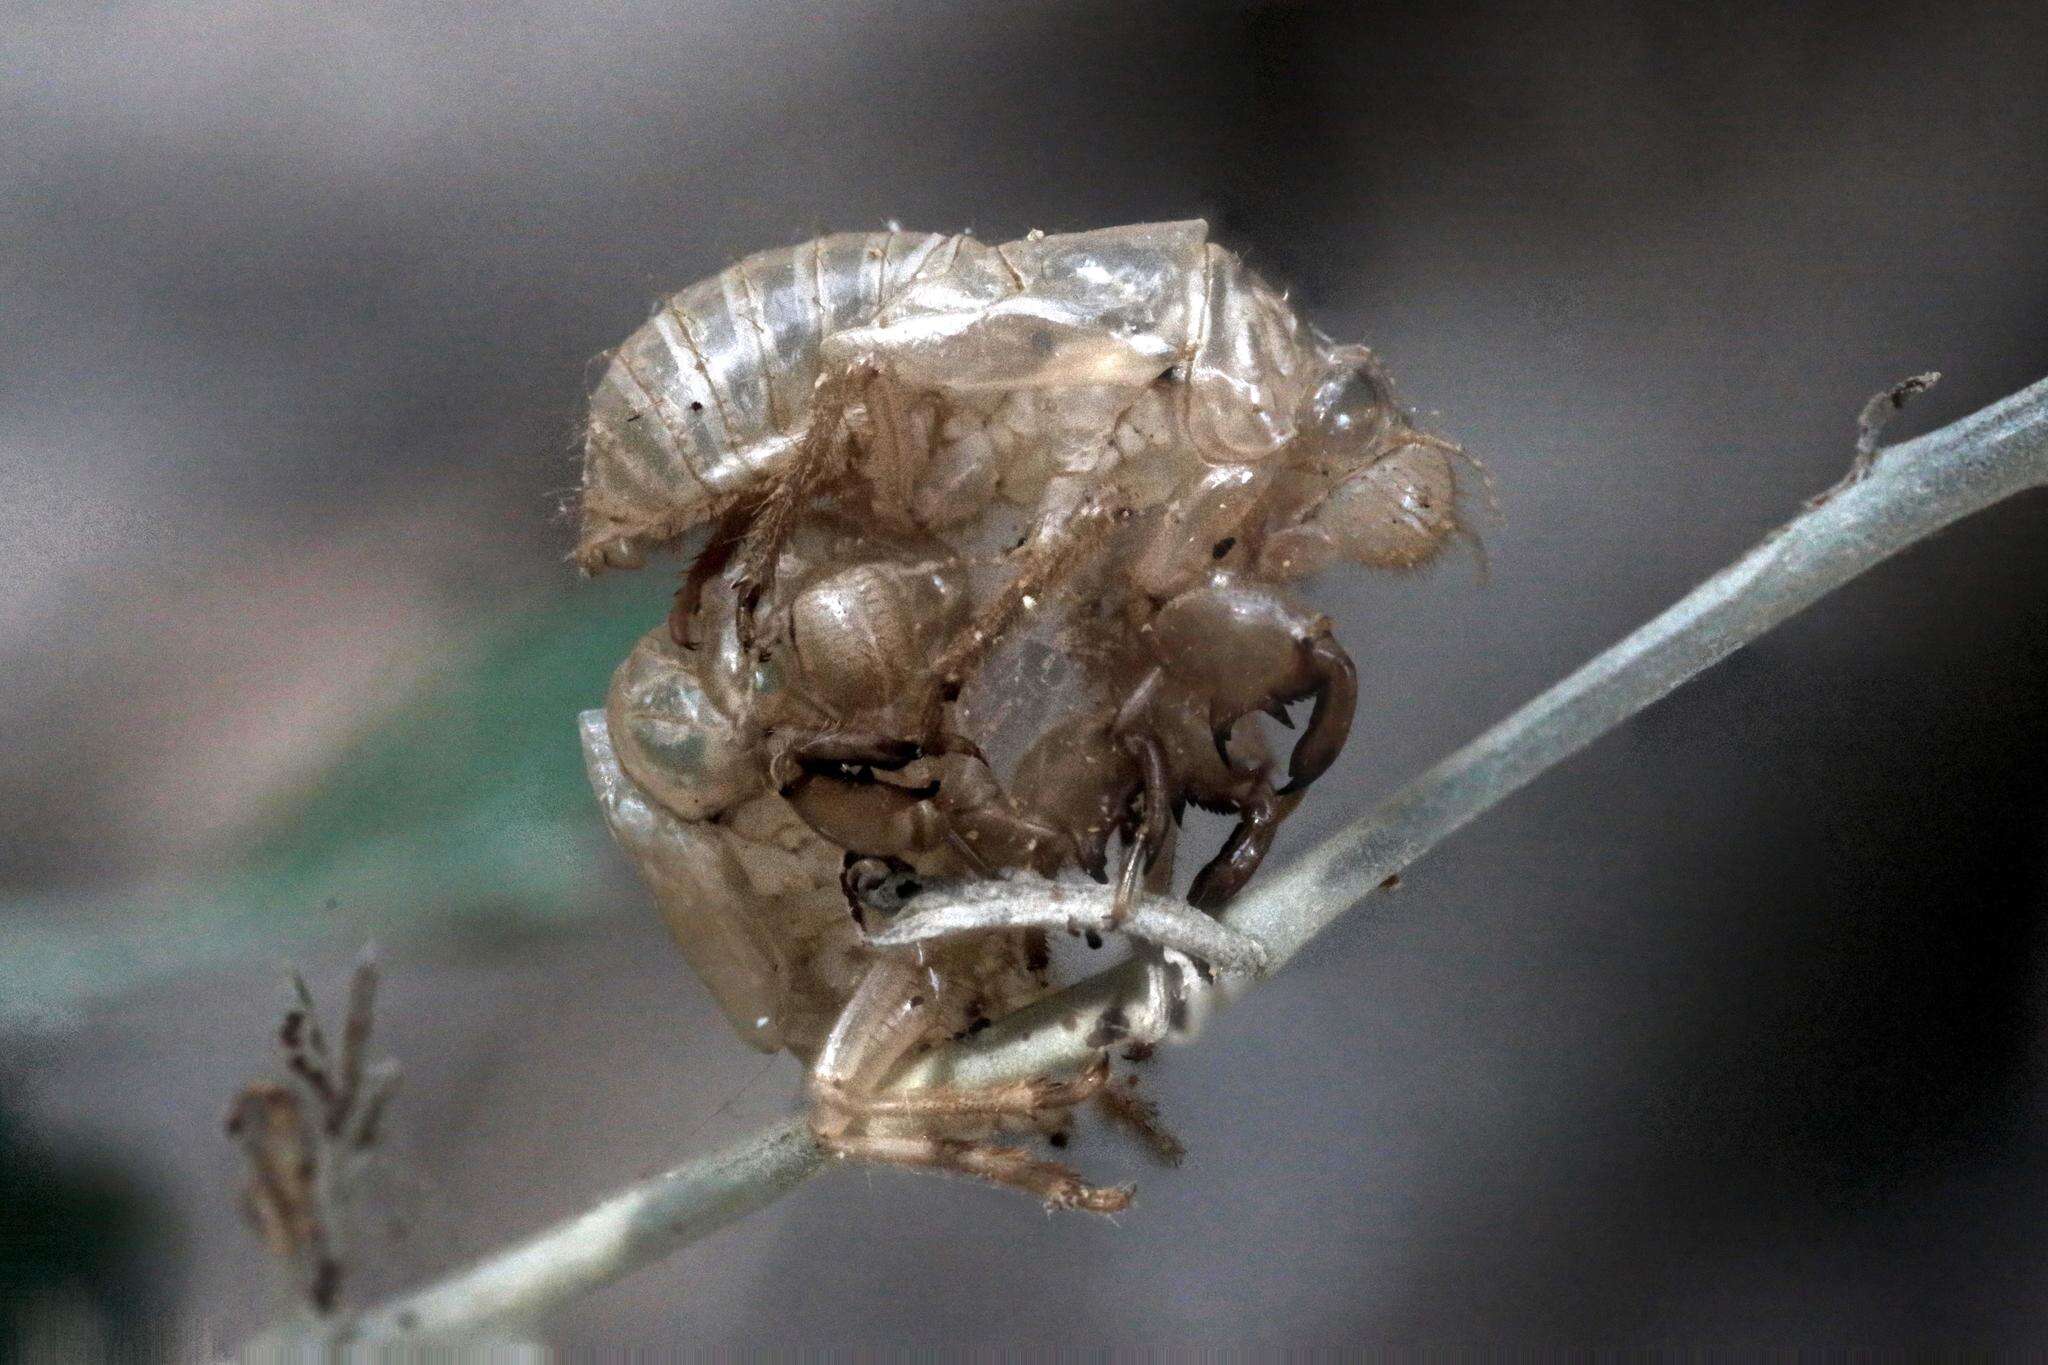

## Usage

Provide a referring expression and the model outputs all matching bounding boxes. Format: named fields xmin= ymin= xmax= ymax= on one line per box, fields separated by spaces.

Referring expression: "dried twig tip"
xmin=1810 ymin=370 xmax=1945 ymax=508
xmin=1856 ymin=370 xmax=1942 ymax=456
xmin=230 ymin=950 xmax=403 ymax=1318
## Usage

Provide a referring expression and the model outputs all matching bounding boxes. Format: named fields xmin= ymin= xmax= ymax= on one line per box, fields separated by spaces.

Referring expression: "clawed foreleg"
xmin=1209 ymin=628 xmax=1358 ymax=798
xmin=1186 ymin=781 xmax=1292 ymax=913
xmin=775 ymin=731 xmax=924 ymax=782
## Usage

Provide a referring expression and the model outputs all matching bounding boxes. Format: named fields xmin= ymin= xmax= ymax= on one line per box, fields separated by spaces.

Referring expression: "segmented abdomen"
xmin=579 ymin=230 xmax=960 ymax=570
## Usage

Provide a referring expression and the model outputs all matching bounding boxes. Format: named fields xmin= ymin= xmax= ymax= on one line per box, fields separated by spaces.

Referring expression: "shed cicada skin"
xmin=577 ymin=220 xmax=1469 ymax=1209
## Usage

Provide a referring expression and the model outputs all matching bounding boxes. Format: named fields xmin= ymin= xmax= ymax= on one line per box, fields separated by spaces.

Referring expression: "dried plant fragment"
xmin=1810 ymin=370 xmax=1942 ymax=506
xmin=226 ymin=950 xmax=400 ymax=1316
xmin=1096 ymin=1073 xmax=1186 ymax=1169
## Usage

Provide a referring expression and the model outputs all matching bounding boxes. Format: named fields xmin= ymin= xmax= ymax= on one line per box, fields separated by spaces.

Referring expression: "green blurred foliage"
xmin=1 ymin=572 xmax=677 ymax=1029
xmin=243 ymin=571 xmax=672 ymax=901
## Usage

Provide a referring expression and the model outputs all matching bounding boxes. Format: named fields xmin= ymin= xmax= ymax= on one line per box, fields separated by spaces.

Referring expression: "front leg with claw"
xmin=1141 ymin=571 xmax=1359 ymax=799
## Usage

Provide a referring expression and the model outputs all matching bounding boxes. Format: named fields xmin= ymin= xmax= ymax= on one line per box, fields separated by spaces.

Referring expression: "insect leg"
xmin=1108 ymin=731 xmax=1171 ymax=925
xmin=848 ymin=360 xmax=928 ymax=523
xmin=818 ymin=1055 xmax=1111 ymax=1121
xmin=777 ymin=732 xmax=925 ymax=780
xmin=1095 ymin=1073 xmax=1186 ymax=1168
xmin=729 ymin=363 xmax=862 ymax=649
xmin=1123 ymin=731 xmax=1173 ymax=874
xmin=775 ymin=761 xmax=938 ymax=865
xmin=818 ymin=1133 xmax=1133 ymax=1213
xmin=1272 ymin=629 xmax=1358 ymax=797
xmin=1186 ymin=779 xmax=1295 ymax=913
xmin=915 ymin=475 xmax=1120 ymax=732
xmin=869 ymin=876 xmax=1268 ymax=977
xmin=808 ymin=957 xmax=1130 ymax=1211
xmin=1200 ymin=625 xmax=1358 ymax=799
xmin=667 ymin=503 xmax=752 ymax=648
xmin=809 ymin=958 xmax=1107 ymax=1122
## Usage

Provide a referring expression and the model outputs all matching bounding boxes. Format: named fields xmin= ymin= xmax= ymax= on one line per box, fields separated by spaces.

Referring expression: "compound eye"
xmin=1303 ymin=356 xmax=1398 ymax=463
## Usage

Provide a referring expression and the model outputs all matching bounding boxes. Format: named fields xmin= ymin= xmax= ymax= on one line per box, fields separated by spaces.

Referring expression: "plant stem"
xmin=346 ymin=374 xmax=2048 ymax=1344
xmin=345 ymin=1121 xmax=817 ymax=1341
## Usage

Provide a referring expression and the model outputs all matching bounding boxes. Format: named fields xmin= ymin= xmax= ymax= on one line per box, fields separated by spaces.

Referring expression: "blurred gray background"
xmin=5 ymin=0 xmax=2047 ymax=1352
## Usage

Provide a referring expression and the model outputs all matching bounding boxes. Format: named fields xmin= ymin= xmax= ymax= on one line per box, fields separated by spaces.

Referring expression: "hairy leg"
xmin=820 ymin=1133 xmax=1132 ymax=1213
xmin=914 ymin=475 xmax=1122 ymax=736
xmin=808 ymin=958 xmax=1129 ymax=1211
xmin=730 ymin=364 xmax=864 ymax=648
xmin=1096 ymin=1074 xmax=1186 ymax=1169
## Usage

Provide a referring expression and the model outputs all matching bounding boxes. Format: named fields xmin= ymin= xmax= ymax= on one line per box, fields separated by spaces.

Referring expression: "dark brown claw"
xmin=923 ymin=730 xmax=988 ymax=765
xmin=1187 ymin=782 xmax=1281 ymax=912
xmin=1209 ymin=699 xmax=1240 ymax=769
xmin=1205 ymin=629 xmax=1358 ymax=792
xmin=1275 ymin=631 xmax=1357 ymax=797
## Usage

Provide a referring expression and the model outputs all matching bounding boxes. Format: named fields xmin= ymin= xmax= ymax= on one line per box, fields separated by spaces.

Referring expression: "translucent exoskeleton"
xmin=576 ymin=220 xmax=1468 ymax=1208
